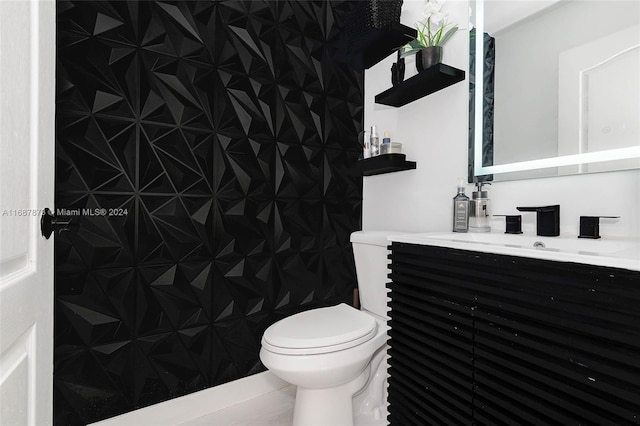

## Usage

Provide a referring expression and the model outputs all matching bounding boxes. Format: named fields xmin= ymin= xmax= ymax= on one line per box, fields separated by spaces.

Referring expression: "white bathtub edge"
xmin=90 ymin=371 xmax=290 ymax=426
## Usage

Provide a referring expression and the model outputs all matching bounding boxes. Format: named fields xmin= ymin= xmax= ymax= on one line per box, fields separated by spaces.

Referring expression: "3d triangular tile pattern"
xmin=55 ymin=1 xmax=362 ymax=423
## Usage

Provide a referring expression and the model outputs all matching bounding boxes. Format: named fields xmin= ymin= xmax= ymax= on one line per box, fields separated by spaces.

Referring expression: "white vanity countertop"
xmin=388 ymin=231 xmax=640 ymax=272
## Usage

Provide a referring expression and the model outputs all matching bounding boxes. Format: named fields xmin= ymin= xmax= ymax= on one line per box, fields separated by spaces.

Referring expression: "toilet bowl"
xmin=259 ymin=304 xmax=388 ymax=426
xmin=259 ymin=231 xmax=394 ymax=426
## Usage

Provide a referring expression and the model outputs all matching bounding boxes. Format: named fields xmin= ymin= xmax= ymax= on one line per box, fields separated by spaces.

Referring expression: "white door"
xmin=0 ymin=1 xmax=55 ymax=425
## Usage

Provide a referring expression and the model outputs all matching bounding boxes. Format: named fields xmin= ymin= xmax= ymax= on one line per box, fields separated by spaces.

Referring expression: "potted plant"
xmin=401 ymin=0 xmax=458 ymax=71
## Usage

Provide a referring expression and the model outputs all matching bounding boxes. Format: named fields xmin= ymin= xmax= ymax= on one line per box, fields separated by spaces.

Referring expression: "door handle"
xmin=40 ymin=208 xmax=73 ymax=239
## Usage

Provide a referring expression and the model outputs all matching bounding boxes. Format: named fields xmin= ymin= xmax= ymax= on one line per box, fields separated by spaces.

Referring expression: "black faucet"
xmin=516 ymin=205 xmax=560 ymax=236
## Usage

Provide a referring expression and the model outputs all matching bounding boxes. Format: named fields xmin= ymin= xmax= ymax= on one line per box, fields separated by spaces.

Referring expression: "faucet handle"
xmin=578 ymin=216 xmax=620 ymax=239
xmin=494 ymin=215 xmax=522 ymax=234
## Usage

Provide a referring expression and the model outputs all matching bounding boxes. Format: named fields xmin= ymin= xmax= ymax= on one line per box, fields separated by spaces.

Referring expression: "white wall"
xmin=363 ymin=0 xmax=640 ymax=240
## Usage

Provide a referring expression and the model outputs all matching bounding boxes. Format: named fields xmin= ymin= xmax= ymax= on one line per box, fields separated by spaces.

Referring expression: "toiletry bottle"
xmin=370 ymin=126 xmax=380 ymax=156
xmin=469 ymin=181 xmax=492 ymax=232
xmin=383 ymin=131 xmax=391 ymax=144
xmin=363 ymin=133 xmax=371 ymax=159
xmin=452 ymin=179 xmax=470 ymax=232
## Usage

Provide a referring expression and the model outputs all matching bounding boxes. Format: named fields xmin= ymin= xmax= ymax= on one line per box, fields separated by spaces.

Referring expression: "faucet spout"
xmin=516 ymin=205 xmax=560 ymax=236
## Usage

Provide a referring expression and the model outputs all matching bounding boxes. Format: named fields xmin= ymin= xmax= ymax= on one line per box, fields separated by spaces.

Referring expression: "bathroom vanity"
xmin=386 ymin=233 xmax=640 ymax=425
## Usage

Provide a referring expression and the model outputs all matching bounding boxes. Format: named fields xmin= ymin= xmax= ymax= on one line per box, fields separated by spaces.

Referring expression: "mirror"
xmin=470 ymin=0 xmax=640 ymax=182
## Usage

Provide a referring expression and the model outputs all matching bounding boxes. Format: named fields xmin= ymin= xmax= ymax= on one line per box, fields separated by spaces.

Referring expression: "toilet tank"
xmin=350 ymin=231 xmax=395 ymax=319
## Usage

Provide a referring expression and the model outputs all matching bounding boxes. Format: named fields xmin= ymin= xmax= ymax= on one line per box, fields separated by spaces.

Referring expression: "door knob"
xmin=40 ymin=208 xmax=73 ymax=239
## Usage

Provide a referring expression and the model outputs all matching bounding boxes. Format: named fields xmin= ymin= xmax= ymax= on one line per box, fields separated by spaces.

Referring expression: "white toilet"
xmin=259 ymin=231 xmax=392 ymax=426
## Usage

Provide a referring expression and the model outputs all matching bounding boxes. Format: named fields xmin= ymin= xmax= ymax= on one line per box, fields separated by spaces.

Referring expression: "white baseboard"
xmin=91 ymin=371 xmax=289 ymax=426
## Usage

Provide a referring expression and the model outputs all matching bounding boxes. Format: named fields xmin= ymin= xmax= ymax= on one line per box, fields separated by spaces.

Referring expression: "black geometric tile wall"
xmin=55 ymin=1 xmax=363 ymax=423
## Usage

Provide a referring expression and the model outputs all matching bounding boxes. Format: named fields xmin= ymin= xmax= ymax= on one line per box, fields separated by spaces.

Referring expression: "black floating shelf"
xmin=357 ymin=153 xmax=416 ymax=176
xmin=348 ymin=23 xmax=417 ymax=70
xmin=375 ymin=63 xmax=465 ymax=107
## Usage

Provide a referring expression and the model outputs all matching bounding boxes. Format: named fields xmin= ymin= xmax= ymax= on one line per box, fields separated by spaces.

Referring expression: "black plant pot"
xmin=416 ymin=46 xmax=443 ymax=72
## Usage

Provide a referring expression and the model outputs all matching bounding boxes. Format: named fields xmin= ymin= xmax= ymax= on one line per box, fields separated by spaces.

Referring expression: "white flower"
xmin=430 ymin=11 xmax=448 ymax=27
xmin=406 ymin=0 xmax=458 ymax=50
xmin=426 ymin=0 xmax=445 ymax=7
xmin=423 ymin=0 xmax=448 ymax=26
xmin=423 ymin=1 xmax=441 ymax=18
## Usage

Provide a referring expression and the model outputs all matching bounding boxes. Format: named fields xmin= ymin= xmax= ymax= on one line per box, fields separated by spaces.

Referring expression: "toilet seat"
xmin=261 ymin=303 xmax=377 ymax=355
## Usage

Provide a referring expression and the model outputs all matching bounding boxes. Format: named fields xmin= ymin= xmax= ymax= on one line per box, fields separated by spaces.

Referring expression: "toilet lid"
xmin=262 ymin=303 xmax=377 ymax=355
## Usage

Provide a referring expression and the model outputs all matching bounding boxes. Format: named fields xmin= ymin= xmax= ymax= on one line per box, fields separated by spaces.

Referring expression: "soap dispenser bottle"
xmin=469 ymin=181 xmax=492 ymax=232
xmin=452 ymin=179 xmax=470 ymax=233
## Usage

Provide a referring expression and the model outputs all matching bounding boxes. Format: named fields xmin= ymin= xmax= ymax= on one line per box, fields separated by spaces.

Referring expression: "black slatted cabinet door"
xmin=473 ymin=258 xmax=640 ymax=425
xmin=387 ymin=243 xmax=475 ymax=425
